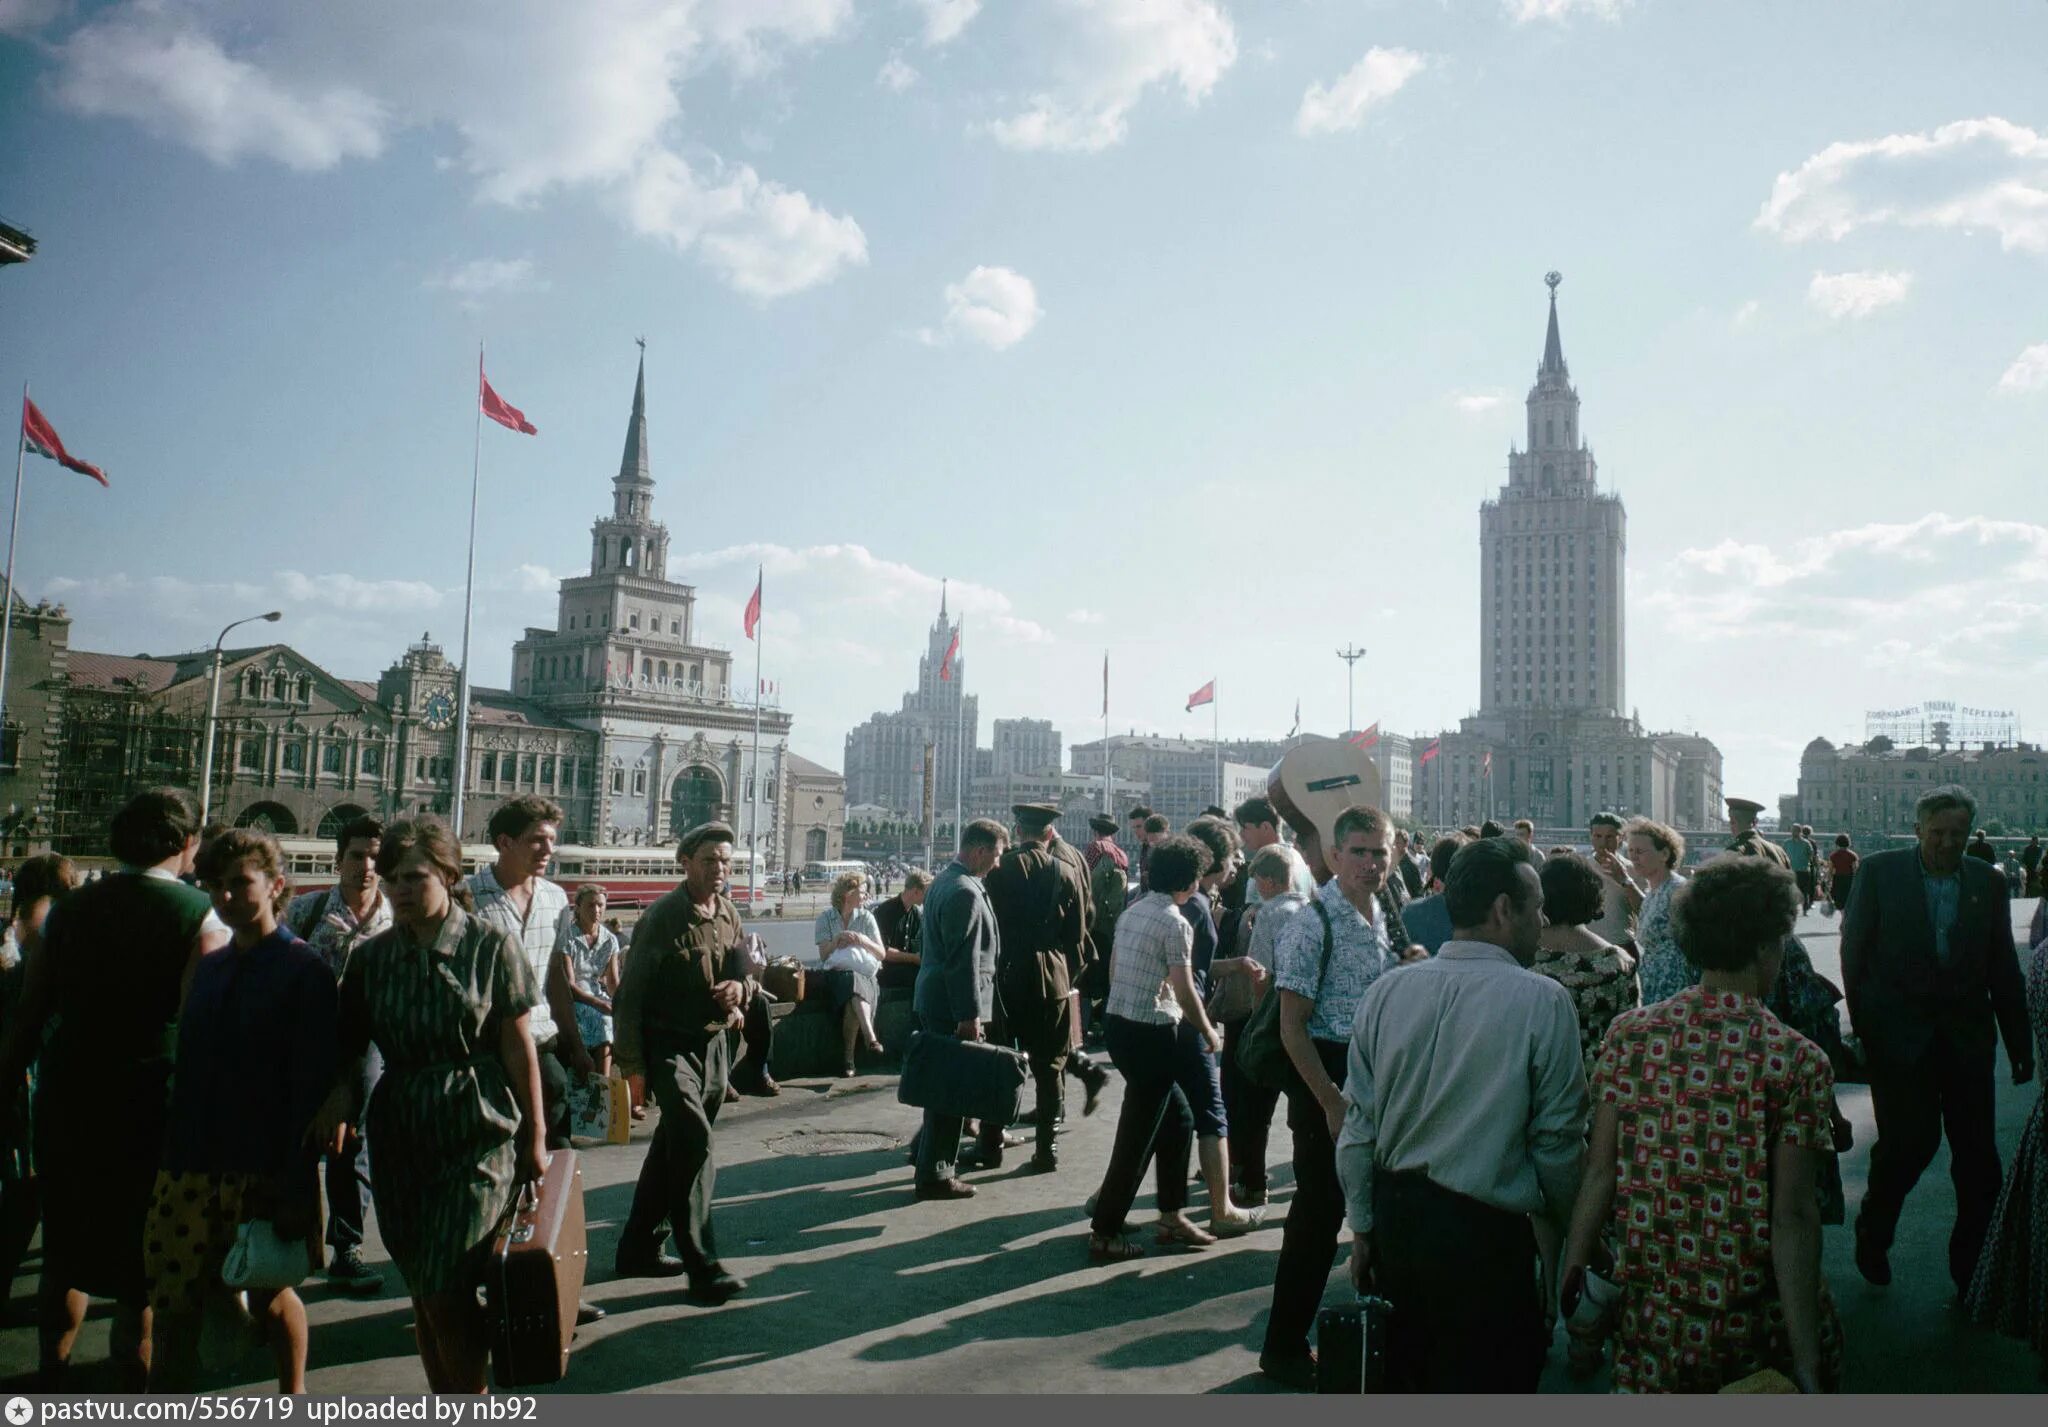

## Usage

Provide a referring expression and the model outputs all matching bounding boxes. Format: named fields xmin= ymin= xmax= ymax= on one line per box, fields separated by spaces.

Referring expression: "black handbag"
xmin=1235 ymin=899 xmax=1332 ymax=1091
xmin=896 ymin=1030 xmax=1029 ymax=1124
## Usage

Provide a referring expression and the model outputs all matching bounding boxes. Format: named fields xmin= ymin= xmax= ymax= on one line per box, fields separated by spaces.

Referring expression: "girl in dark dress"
xmin=0 ymin=856 xmax=79 ymax=1309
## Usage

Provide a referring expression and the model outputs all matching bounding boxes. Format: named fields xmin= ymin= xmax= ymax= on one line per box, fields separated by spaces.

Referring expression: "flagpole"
xmin=1101 ymin=650 xmax=1110 ymax=817
xmin=749 ymin=564 xmax=763 ymax=908
xmin=952 ymin=613 xmax=964 ymax=844
xmin=0 ymin=384 xmax=26 ymax=743
xmin=1213 ymin=678 xmax=1221 ymax=809
xmin=451 ymin=343 xmax=484 ymax=840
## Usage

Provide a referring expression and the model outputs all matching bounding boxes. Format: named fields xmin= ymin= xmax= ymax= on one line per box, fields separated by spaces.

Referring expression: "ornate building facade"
xmin=1794 ymin=736 xmax=2047 ymax=837
xmin=1411 ymin=275 xmax=1723 ymax=831
xmin=0 ymin=352 xmax=839 ymax=866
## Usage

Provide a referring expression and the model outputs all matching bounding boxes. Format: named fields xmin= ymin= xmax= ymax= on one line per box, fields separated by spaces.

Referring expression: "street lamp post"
xmin=198 ymin=610 xmax=283 ymax=829
xmin=1337 ymin=645 xmax=1367 ymax=735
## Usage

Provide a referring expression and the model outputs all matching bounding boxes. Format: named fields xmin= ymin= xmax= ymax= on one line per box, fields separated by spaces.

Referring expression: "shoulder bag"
xmin=1235 ymin=898 xmax=1332 ymax=1091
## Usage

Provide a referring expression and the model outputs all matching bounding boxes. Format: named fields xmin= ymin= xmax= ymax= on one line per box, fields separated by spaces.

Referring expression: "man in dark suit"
xmin=910 ymin=819 xmax=1007 ymax=1200
xmin=1842 ymin=784 xmax=2034 ymax=1294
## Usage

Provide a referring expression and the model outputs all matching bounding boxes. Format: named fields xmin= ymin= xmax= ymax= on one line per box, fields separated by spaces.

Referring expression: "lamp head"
xmin=262 ymin=611 xmax=282 ymax=622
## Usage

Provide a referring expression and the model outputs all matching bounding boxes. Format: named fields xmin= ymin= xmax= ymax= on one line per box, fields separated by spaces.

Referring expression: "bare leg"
xmin=254 ymin=1289 xmax=308 ymax=1394
xmin=35 ymin=1276 xmax=85 ymax=1388
xmin=1199 ymin=1136 xmax=1254 ymax=1229
xmin=855 ymin=999 xmax=884 ymax=1054
xmin=840 ymin=1005 xmax=860 ymax=1073
xmin=592 ymin=1046 xmax=612 ymax=1079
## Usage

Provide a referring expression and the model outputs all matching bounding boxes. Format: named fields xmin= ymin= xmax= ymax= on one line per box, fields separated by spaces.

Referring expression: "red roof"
xmin=67 ymin=651 xmax=179 ymax=692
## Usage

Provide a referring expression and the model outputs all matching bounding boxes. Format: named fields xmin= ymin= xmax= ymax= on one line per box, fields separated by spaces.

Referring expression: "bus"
xmin=272 ymin=837 xmax=764 ymax=907
xmin=801 ymin=859 xmax=871 ymax=887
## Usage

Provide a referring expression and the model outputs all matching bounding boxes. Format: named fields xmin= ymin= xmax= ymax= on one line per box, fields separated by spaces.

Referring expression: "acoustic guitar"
xmin=1267 ymin=737 xmax=1383 ymax=884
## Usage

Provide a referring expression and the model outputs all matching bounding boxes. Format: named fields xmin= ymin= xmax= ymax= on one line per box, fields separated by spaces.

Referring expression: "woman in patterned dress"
xmin=554 ymin=885 xmax=622 ymax=1078
xmin=1966 ymin=935 xmax=2048 ymax=1382
xmin=1561 ymin=855 xmax=1842 ymax=1393
xmin=314 ymin=818 xmax=546 ymax=1393
xmin=1532 ymin=852 xmax=1639 ymax=1082
xmin=1622 ymin=817 xmax=1690 ymax=1006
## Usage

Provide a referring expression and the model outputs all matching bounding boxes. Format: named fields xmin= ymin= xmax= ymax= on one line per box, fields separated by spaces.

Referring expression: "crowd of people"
xmin=0 ymin=779 xmax=2040 ymax=1395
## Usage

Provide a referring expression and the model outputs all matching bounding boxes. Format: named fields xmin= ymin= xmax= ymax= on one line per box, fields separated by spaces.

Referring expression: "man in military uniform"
xmin=979 ymin=802 xmax=1086 ymax=1173
xmin=1725 ymin=796 xmax=1791 ymax=869
xmin=1045 ymin=814 xmax=1114 ymax=1117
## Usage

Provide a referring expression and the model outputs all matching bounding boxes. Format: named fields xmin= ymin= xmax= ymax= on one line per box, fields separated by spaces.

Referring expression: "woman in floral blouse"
xmin=1623 ymin=817 xmax=1690 ymax=1006
xmin=1561 ymin=856 xmax=1841 ymax=1393
xmin=1532 ymin=853 xmax=1639 ymax=1083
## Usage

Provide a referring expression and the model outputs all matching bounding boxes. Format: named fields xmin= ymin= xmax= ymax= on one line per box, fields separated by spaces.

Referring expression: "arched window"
xmin=641 ymin=658 xmax=652 ymax=680
xmin=270 ymin=672 xmax=287 ymax=700
xmin=622 ymin=538 xmax=635 ymax=569
xmin=295 ymin=675 xmax=310 ymax=703
xmin=658 ymin=660 xmax=669 ymax=682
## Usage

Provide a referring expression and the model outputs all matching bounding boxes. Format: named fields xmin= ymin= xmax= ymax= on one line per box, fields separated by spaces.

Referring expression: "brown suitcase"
xmin=762 ymin=959 xmax=806 ymax=1004
xmin=485 ymin=1149 xmax=588 ymax=1388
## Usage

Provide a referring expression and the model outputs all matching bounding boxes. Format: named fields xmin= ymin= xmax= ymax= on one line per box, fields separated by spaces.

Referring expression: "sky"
xmin=1 ymin=0 xmax=2045 ymax=808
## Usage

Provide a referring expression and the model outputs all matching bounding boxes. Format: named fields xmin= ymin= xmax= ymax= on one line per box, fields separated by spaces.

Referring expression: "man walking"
xmin=983 ymin=804 xmax=1085 ymax=1173
xmin=1043 ymin=817 xmax=1114 ymax=1117
xmin=912 ymin=819 xmax=1008 ymax=1200
xmin=1726 ymin=796 xmax=1790 ymax=869
xmin=1337 ymin=836 xmax=1587 ymax=1391
xmin=284 ymin=815 xmax=391 ymax=1296
xmin=1786 ymin=824 xmax=1816 ymax=913
xmin=1843 ymin=785 xmax=2033 ymax=1295
xmin=612 ymin=822 xmax=751 ymax=1303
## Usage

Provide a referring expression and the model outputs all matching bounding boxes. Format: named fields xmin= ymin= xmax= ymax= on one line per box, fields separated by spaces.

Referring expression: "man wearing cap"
xmin=980 ymin=802 xmax=1087 ymax=1172
xmin=1081 ymin=813 xmax=1130 ymax=1040
xmin=1726 ymin=797 xmax=1790 ymax=869
xmin=1044 ymin=814 xmax=1115 ymax=1118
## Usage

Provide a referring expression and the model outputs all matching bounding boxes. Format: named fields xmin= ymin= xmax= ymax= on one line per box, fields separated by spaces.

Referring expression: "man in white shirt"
xmin=466 ymin=796 xmax=602 ymax=1326
xmin=1335 ymin=836 xmax=1587 ymax=1392
xmin=1585 ymin=811 xmax=1636 ymax=946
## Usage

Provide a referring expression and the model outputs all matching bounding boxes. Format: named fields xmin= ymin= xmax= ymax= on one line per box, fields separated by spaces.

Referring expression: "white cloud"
xmin=623 ymin=150 xmax=868 ymax=299
xmin=1755 ymin=116 xmax=2048 ymax=256
xmin=1507 ymin=0 xmax=1630 ymax=21
xmin=1995 ymin=343 xmax=2048 ymax=395
xmin=277 ymin=571 xmax=447 ymax=612
xmin=919 ymin=265 xmax=1043 ymax=350
xmin=1641 ymin=515 xmax=2048 ymax=678
xmin=53 ymin=18 xmax=386 ymax=170
xmin=986 ymin=0 xmax=1236 ymax=154
xmin=1732 ymin=298 xmax=1761 ymax=328
xmin=1067 ymin=608 xmax=1105 ymax=626
xmin=909 ymin=0 xmax=979 ymax=47
xmin=682 ymin=542 xmax=1054 ymax=645
xmin=877 ymin=53 xmax=918 ymax=91
xmin=1294 ymin=46 xmax=1424 ymax=137
xmin=425 ymin=257 xmax=548 ymax=308
xmin=37 ymin=2 xmax=866 ymax=298
xmin=1452 ymin=391 xmax=1505 ymax=414
xmin=1806 ymin=269 xmax=1911 ymax=320
xmin=0 ymin=0 xmax=66 ymax=36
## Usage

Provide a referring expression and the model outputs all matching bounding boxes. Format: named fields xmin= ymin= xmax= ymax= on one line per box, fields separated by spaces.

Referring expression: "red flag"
xmin=479 ymin=363 xmax=537 ymax=435
xmin=939 ymin=625 xmax=960 ymax=681
xmin=1483 ymin=749 xmax=1493 ymax=774
xmin=743 ymin=570 xmax=762 ymax=640
xmin=21 ymin=396 xmax=107 ymax=486
xmin=1417 ymin=738 xmax=1441 ymax=767
xmin=1349 ymin=722 xmax=1380 ymax=750
xmin=1186 ymin=679 xmax=1214 ymax=712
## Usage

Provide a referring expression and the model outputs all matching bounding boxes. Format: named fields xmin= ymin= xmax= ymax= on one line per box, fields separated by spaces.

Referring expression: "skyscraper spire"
xmin=939 ymin=578 xmax=948 ymax=620
xmin=617 ymin=338 xmax=652 ymax=490
xmin=1540 ymin=270 xmax=1568 ymax=379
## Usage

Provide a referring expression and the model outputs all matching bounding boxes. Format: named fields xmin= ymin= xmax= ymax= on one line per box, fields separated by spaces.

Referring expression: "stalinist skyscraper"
xmin=1414 ymin=274 xmax=1722 ymax=830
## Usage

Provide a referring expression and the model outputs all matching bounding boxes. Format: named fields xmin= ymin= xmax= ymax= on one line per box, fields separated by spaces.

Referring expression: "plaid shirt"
xmin=1105 ymin=891 xmax=1193 ymax=1025
xmin=467 ymin=867 xmax=571 ymax=1044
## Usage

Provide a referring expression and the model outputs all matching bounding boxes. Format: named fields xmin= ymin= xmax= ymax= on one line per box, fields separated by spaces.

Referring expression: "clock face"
xmin=422 ymin=690 xmax=456 ymax=731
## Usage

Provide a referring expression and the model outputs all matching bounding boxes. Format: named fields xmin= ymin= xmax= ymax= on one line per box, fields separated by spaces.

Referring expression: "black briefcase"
xmin=1316 ymin=1294 xmax=1392 ymax=1394
xmin=896 ymin=1030 xmax=1028 ymax=1124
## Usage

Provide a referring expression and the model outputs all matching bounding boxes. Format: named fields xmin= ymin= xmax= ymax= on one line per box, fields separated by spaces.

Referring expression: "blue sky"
xmin=2 ymin=0 xmax=2045 ymax=809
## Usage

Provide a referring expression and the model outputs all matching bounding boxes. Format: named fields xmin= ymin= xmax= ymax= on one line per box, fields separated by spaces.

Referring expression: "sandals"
xmin=1154 ymin=1218 xmax=1218 ymax=1250
xmin=1087 ymin=1232 xmax=1145 ymax=1263
xmin=1209 ymin=1205 xmax=1269 ymax=1238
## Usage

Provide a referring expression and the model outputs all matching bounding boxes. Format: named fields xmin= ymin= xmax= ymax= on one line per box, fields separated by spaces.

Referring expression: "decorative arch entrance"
xmin=315 ymin=803 xmax=371 ymax=841
xmin=236 ymin=801 xmax=300 ymax=835
xmin=670 ymin=765 xmax=722 ymax=840
xmin=805 ymin=827 xmax=828 ymax=861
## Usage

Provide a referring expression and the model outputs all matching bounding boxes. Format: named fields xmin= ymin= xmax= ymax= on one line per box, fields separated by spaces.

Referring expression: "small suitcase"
xmin=762 ymin=959 xmax=807 ymax=1004
xmin=1315 ymin=1294 xmax=1392 ymax=1394
xmin=896 ymin=1030 xmax=1029 ymax=1125
xmin=486 ymin=1149 xmax=589 ymax=1388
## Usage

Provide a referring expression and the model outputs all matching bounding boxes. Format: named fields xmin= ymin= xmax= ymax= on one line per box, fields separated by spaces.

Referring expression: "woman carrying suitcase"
xmin=315 ymin=817 xmax=547 ymax=1393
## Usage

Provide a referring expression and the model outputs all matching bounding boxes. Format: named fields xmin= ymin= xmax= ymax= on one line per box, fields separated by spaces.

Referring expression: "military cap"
xmin=1725 ymin=796 xmax=1766 ymax=815
xmin=1088 ymin=814 xmax=1119 ymax=836
xmin=1012 ymin=801 xmax=1061 ymax=827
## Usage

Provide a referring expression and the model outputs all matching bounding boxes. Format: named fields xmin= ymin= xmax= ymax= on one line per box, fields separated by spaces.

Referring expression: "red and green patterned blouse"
xmin=1594 ymin=986 xmax=1844 ymax=1393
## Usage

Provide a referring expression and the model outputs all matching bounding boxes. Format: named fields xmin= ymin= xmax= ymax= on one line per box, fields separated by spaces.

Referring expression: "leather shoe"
xmin=1028 ymin=1151 xmax=1059 ymax=1174
xmin=688 ymin=1269 xmax=747 ymax=1304
xmin=1259 ymin=1349 xmax=1317 ymax=1392
xmin=753 ymin=1074 xmax=780 ymax=1097
xmin=615 ymin=1252 xmax=689 ymax=1279
xmin=575 ymin=1301 xmax=606 ymax=1326
xmin=914 ymin=1177 xmax=977 ymax=1201
xmin=1854 ymin=1231 xmax=1892 ymax=1287
xmin=1082 ymin=1071 xmax=1110 ymax=1117
xmin=957 ymin=1145 xmax=1004 ymax=1171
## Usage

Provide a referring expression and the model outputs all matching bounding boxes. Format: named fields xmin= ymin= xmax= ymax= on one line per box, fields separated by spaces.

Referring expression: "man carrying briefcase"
xmin=910 ymin=818 xmax=1010 ymax=1201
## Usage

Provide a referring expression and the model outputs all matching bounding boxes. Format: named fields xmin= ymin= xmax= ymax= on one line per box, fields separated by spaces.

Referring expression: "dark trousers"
xmin=1858 ymin=1034 xmax=2003 ymax=1292
xmin=1264 ymin=1038 xmax=1349 ymax=1360
xmin=1221 ymin=1019 xmax=1279 ymax=1194
xmin=1372 ymin=1170 xmax=1545 ymax=1393
xmin=1795 ymin=869 xmax=1816 ymax=910
xmin=914 ymin=1020 xmax=966 ymax=1186
xmin=535 ymin=1036 xmax=574 ymax=1152
xmin=1091 ymin=1016 xmax=1192 ymax=1236
xmin=982 ymin=992 xmax=1068 ymax=1161
xmin=621 ymin=1036 xmax=731 ymax=1273
xmin=730 ymin=988 xmax=775 ymax=1088
xmin=324 ymin=1045 xmax=381 ymax=1250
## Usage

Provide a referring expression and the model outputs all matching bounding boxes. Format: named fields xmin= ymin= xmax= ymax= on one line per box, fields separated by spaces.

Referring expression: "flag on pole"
xmin=21 ymin=397 xmax=107 ymax=486
xmin=1288 ymin=699 xmax=1300 ymax=738
xmin=1349 ymin=722 xmax=1380 ymax=750
xmin=1482 ymin=749 xmax=1493 ymax=775
xmin=939 ymin=623 xmax=961 ymax=681
xmin=1417 ymin=737 xmax=1442 ymax=767
xmin=743 ymin=569 xmax=762 ymax=640
xmin=1186 ymin=679 xmax=1215 ymax=713
xmin=479 ymin=366 xmax=537 ymax=435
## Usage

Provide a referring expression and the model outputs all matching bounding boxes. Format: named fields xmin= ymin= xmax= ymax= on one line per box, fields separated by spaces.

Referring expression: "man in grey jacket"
xmin=911 ymin=818 xmax=1009 ymax=1200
